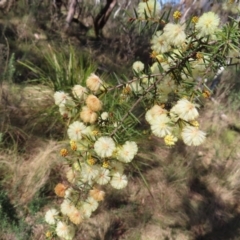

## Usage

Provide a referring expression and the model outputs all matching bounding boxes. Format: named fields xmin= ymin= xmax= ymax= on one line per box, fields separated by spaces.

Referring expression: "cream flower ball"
xmin=163 ymin=23 xmax=186 ymax=46
xmin=96 ymin=168 xmax=111 ymax=185
xmin=195 ymin=12 xmax=220 ymax=37
xmin=94 ymin=136 xmax=116 ymax=158
xmin=110 ymin=172 xmax=128 ymax=189
xmin=80 ymin=106 xmax=98 ymax=124
xmin=45 ymin=208 xmax=59 ymax=225
xmin=86 ymin=95 xmax=103 ymax=112
xmin=132 ymin=61 xmax=144 ymax=73
xmin=181 ymin=126 xmax=206 ymax=146
xmin=151 ymin=31 xmax=171 ymax=54
xmin=80 ymin=202 xmax=92 ymax=219
xmin=116 ymin=141 xmax=138 ymax=163
xmin=72 ymin=85 xmax=88 ymax=100
xmin=101 ymin=112 xmax=109 ymax=120
xmin=145 ymin=105 xmax=167 ymax=124
xmin=61 ymin=200 xmax=75 ymax=215
xmin=150 ymin=115 xmax=172 ymax=137
xmin=80 ymin=163 xmax=100 ymax=183
xmin=54 ymin=91 xmax=73 ymax=107
xmin=67 ymin=121 xmax=87 ymax=140
xmin=86 ymin=196 xmax=99 ymax=212
xmin=170 ymin=99 xmax=199 ymax=121
xmin=56 ymin=221 xmax=75 ymax=240
xmin=86 ymin=73 xmax=103 ymax=92
xmin=137 ymin=0 xmax=161 ymax=19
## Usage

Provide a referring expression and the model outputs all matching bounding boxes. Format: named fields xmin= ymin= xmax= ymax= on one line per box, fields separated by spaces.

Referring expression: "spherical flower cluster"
xmin=67 ymin=121 xmax=87 ymax=140
xmin=132 ymin=61 xmax=144 ymax=73
xmin=116 ymin=141 xmax=138 ymax=163
xmin=72 ymin=85 xmax=88 ymax=100
xmin=150 ymin=115 xmax=173 ymax=138
xmin=54 ymin=91 xmax=76 ymax=118
xmin=45 ymin=208 xmax=59 ymax=225
xmin=110 ymin=172 xmax=128 ymax=189
xmin=94 ymin=136 xmax=116 ymax=158
xmin=145 ymin=105 xmax=167 ymax=124
xmin=86 ymin=95 xmax=102 ymax=112
xmin=195 ymin=11 xmax=220 ymax=37
xmin=56 ymin=221 xmax=75 ymax=240
xmin=170 ymin=99 xmax=199 ymax=121
xmin=137 ymin=0 xmax=161 ymax=19
xmin=151 ymin=31 xmax=171 ymax=54
xmin=181 ymin=126 xmax=206 ymax=146
xmin=86 ymin=73 xmax=103 ymax=92
xmin=163 ymin=23 xmax=186 ymax=46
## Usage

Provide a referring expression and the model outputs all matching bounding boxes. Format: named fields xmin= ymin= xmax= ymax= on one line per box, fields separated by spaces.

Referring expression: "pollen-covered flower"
xmin=163 ymin=23 xmax=186 ymax=46
xmin=67 ymin=121 xmax=87 ymax=140
xmin=170 ymin=99 xmax=199 ymax=121
xmin=94 ymin=136 xmax=116 ymax=158
xmin=86 ymin=95 xmax=103 ymax=112
xmin=56 ymin=221 xmax=75 ymax=240
xmin=181 ymin=126 xmax=206 ymax=146
xmin=151 ymin=31 xmax=171 ymax=54
xmin=45 ymin=208 xmax=59 ymax=225
xmin=116 ymin=141 xmax=138 ymax=163
xmin=150 ymin=115 xmax=172 ymax=137
xmin=55 ymin=183 xmax=67 ymax=197
xmin=86 ymin=73 xmax=103 ymax=92
xmin=80 ymin=106 xmax=98 ymax=124
xmin=89 ymin=188 xmax=105 ymax=201
xmin=132 ymin=61 xmax=144 ymax=73
xmin=145 ymin=105 xmax=167 ymax=124
xmin=137 ymin=0 xmax=161 ymax=19
xmin=195 ymin=11 xmax=220 ymax=37
xmin=72 ymin=85 xmax=88 ymax=100
xmin=110 ymin=172 xmax=128 ymax=189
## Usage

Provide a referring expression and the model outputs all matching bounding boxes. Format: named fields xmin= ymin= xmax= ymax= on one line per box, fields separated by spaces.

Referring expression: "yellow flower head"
xmin=173 ymin=11 xmax=181 ymax=20
xmin=60 ymin=148 xmax=68 ymax=157
xmin=70 ymin=140 xmax=77 ymax=151
xmin=196 ymin=52 xmax=203 ymax=60
xmin=192 ymin=16 xmax=199 ymax=24
xmin=102 ymin=160 xmax=110 ymax=168
xmin=190 ymin=120 xmax=199 ymax=128
xmin=164 ymin=134 xmax=177 ymax=146
xmin=123 ymin=85 xmax=132 ymax=95
xmin=92 ymin=130 xmax=99 ymax=136
xmin=202 ymin=90 xmax=211 ymax=98
xmin=87 ymin=157 xmax=96 ymax=165
xmin=46 ymin=231 xmax=52 ymax=238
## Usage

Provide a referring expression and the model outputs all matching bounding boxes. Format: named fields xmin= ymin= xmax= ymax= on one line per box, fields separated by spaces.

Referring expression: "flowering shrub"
xmin=44 ymin=1 xmax=240 ymax=239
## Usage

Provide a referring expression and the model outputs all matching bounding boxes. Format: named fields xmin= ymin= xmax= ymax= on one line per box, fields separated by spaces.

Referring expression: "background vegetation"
xmin=0 ymin=0 xmax=240 ymax=239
